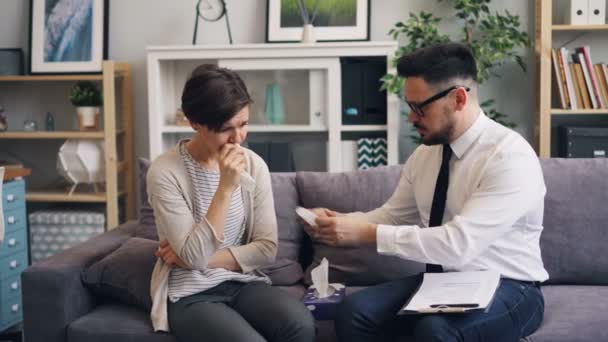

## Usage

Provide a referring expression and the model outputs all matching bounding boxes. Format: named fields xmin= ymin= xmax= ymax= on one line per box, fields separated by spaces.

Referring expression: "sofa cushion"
xmin=260 ymin=172 xmax=305 ymax=285
xmin=523 ymin=285 xmax=608 ymax=342
xmin=540 ymin=158 xmax=608 ymax=285
xmin=136 ymin=158 xmax=159 ymax=240
xmin=297 ymin=165 xmax=425 ymax=286
xmin=82 ymin=237 xmax=157 ymax=311
xmin=68 ymin=304 xmax=177 ymax=342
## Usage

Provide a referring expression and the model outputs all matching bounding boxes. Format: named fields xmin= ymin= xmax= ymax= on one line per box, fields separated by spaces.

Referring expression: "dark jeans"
xmin=335 ymin=274 xmax=544 ymax=342
xmin=168 ymin=281 xmax=315 ymax=342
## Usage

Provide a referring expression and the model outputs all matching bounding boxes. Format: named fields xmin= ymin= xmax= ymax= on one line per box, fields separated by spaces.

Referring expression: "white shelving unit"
xmin=146 ymin=42 xmax=399 ymax=172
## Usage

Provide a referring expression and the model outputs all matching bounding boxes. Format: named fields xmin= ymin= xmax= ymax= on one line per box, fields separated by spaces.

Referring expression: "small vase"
xmin=264 ymin=84 xmax=285 ymax=125
xmin=77 ymin=106 xmax=100 ymax=131
xmin=301 ymin=24 xmax=316 ymax=43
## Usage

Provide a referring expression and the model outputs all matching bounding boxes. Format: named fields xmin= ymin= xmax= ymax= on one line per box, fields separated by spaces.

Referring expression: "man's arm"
xmin=377 ymin=151 xmax=545 ymax=267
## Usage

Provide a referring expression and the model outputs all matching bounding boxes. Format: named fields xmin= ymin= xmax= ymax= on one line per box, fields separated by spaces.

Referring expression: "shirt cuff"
xmin=376 ymin=224 xmax=398 ymax=255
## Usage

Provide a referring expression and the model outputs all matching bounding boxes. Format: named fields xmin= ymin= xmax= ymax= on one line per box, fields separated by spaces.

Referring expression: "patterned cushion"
xmin=82 ymin=237 xmax=158 ymax=310
xmin=29 ymin=210 xmax=104 ymax=263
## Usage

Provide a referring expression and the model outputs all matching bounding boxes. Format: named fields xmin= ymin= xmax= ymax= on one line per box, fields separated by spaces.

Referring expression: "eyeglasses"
xmin=405 ymin=86 xmax=471 ymax=117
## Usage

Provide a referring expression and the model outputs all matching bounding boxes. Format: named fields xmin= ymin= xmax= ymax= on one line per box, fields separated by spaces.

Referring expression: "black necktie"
xmin=426 ymin=144 xmax=452 ymax=273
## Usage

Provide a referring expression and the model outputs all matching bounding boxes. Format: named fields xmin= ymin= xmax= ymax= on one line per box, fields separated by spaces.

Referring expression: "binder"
xmin=566 ymin=0 xmax=588 ymax=25
xmin=588 ymin=0 xmax=606 ymax=25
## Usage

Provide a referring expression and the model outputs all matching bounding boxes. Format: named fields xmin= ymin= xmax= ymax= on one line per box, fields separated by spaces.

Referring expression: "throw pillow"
xmin=136 ymin=157 xmax=158 ymax=240
xmin=82 ymin=237 xmax=158 ymax=310
xmin=297 ymin=165 xmax=425 ymax=286
xmin=259 ymin=172 xmax=305 ymax=285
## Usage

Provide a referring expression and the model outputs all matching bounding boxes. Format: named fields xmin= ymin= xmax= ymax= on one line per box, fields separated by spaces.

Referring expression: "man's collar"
xmin=449 ymin=110 xmax=487 ymax=159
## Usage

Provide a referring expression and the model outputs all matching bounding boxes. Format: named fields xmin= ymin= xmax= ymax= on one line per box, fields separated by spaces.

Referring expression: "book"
xmin=551 ymin=48 xmax=567 ymax=109
xmin=573 ymin=63 xmax=591 ymax=109
xmin=577 ymin=46 xmax=605 ymax=109
xmin=595 ymin=64 xmax=608 ymax=108
xmin=560 ymin=48 xmax=578 ymax=110
xmin=569 ymin=64 xmax=585 ymax=109
xmin=399 ymin=270 xmax=501 ymax=314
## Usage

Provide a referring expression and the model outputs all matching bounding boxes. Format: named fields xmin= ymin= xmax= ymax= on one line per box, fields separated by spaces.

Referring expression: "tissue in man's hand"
xmin=302 ymin=258 xmax=346 ymax=320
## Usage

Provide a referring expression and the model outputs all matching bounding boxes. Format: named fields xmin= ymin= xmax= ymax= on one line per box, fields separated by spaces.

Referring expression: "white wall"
xmin=0 ymin=0 xmax=551 ymax=163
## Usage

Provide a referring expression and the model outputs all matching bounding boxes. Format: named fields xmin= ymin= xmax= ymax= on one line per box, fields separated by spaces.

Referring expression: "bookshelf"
xmin=536 ymin=0 xmax=608 ymax=157
xmin=0 ymin=61 xmax=135 ymax=229
xmin=146 ymin=42 xmax=400 ymax=172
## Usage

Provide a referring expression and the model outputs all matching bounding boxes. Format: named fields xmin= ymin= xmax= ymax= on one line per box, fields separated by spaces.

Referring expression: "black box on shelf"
xmin=0 ymin=48 xmax=24 ymax=75
xmin=341 ymin=57 xmax=387 ymax=125
xmin=559 ymin=126 xmax=608 ymax=158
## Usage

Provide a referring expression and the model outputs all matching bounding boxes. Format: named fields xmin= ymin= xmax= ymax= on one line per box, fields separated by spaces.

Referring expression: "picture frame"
xmin=29 ymin=0 xmax=108 ymax=74
xmin=266 ymin=0 xmax=369 ymax=43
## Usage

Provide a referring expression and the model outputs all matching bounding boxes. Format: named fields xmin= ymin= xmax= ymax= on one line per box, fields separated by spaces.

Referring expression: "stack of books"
xmin=551 ymin=46 xmax=608 ymax=110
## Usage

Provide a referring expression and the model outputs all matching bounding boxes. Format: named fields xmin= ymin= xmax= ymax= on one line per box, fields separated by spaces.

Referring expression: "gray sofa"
xmin=21 ymin=158 xmax=608 ymax=342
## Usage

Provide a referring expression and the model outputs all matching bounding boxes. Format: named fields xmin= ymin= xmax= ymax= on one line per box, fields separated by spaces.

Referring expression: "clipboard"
xmin=398 ymin=270 xmax=501 ymax=315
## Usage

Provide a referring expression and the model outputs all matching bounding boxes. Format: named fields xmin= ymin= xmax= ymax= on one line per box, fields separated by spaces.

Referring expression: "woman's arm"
xmin=227 ymin=154 xmax=278 ymax=274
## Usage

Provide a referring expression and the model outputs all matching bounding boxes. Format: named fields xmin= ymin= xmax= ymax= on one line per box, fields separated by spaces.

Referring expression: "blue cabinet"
xmin=0 ymin=179 xmax=27 ymax=331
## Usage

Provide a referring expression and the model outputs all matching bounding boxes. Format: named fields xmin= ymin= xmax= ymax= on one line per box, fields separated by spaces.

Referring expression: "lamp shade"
xmin=57 ymin=139 xmax=105 ymax=184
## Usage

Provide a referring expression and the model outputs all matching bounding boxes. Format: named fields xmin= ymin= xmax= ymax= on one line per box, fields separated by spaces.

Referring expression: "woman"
xmin=147 ymin=64 xmax=315 ymax=342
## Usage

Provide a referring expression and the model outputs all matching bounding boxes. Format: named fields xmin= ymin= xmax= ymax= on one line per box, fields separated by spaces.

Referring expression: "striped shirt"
xmin=167 ymin=141 xmax=267 ymax=302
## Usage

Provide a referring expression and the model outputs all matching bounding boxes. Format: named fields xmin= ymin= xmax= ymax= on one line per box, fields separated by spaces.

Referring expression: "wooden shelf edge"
xmin=26 ymin=190 xmax=126 ymax=203
xmin=0 ymin=129 xmax=125 ymax=139
xmin=551 ymin=109 xmax=608 ymax=114
xmin=0 ymin=75 xmax=103 ymax=81
xmin=552 ymin=24 xmax=608 ymax=31
xmin=2 ymin=168 xmax=32 ymax=181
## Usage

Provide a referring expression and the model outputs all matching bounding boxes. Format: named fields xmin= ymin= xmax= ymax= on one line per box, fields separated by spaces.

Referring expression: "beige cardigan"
xmin=146 ymin=145 xmax=278 ymax=332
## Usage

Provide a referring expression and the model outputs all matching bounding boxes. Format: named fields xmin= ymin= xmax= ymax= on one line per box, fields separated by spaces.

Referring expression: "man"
xmin=304 ymin=43 xmax=548 ymax=342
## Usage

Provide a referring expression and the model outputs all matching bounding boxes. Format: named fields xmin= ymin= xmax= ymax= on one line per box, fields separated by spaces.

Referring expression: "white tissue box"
xmin=302 ymin=285 xmax=346 ymax=320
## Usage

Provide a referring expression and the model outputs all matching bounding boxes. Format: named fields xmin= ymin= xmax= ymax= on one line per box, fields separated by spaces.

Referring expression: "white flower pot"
xmin=301 ymin=24 xmax=316 ymax=43
xmin=76 ymin=106 xmax=100 ymax=130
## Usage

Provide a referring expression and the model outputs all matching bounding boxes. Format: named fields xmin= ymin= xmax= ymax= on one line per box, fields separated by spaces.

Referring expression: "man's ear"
xmin=454 ymin=87 xmax=468 ymax=111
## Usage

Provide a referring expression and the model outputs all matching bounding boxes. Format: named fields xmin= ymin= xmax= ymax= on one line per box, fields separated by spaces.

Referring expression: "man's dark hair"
xmin=397 ymin=43 xmax=478 ymax=85
xmin=181 ymin=64 xmax=252 ymax=132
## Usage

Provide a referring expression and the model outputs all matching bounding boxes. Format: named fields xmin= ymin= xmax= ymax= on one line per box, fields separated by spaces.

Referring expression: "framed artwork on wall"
xmin=266 ymin=0 xmax=369 ymax=43
xmin=29 ymin=0 xmax=108 ymax=74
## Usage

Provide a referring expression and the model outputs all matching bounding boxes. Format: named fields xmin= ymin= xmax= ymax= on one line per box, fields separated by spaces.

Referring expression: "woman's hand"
xmin=156 ymin=239 xmax=190 ymax=269
xmin=218 ymin=144 xmax=246 ymax=192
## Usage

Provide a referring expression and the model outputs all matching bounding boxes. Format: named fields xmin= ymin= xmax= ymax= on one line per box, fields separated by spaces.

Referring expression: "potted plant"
xmin=69 ymin=81 xmax=102 ymax=131
xmin=381 ymin=0 xmax=531 ymax=143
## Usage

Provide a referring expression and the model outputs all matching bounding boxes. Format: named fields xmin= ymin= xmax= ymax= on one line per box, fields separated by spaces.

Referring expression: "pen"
xmin=429 ymin=304 xmax=479 ymax=308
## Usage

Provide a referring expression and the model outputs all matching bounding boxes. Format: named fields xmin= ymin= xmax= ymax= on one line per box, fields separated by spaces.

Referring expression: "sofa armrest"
xmin=22 ymin=221 xmax=139 ymax=342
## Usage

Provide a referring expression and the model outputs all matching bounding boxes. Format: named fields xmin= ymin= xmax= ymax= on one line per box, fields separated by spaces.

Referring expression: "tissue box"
xmin=302 ymin=285 xmax=346 ymax=320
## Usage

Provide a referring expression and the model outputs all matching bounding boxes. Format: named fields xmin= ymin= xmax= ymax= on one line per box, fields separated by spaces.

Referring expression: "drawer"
xmin=0 ymin=274 xmax=21 ymax=300
xmin=0 ymin=252 xmax=27 ymax=279
xmin=2 ymin=180 xmax=25 ymax=212
xmin=0 ymin=295 xmax=22 ymax=327
xmin=3 ymin=206 xmax=26 ymax=234
xmin=0 ymin=228 xmax=27 ymax=258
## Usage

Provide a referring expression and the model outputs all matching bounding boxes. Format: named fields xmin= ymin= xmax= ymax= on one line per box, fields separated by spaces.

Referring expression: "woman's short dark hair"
xmin=397 ymin=42 xmax=478 ymax=85
xmin=181 ymin=64 xmax=252 ymax=132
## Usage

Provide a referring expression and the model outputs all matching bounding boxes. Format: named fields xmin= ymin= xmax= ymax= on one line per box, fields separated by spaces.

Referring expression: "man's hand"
xmin=314 ymin=215 xmax=377 ymax=247
xmin=155 ymin=239 xmax=190 ymax=269
xmin=301 ymin=207 xmax=336 ymax=240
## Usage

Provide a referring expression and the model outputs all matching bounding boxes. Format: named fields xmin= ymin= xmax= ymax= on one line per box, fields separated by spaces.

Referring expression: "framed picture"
xmin=266 ymin=0 xmax=369 ymax=43
xmin=29 ymin=0 xmax=108 ymax=74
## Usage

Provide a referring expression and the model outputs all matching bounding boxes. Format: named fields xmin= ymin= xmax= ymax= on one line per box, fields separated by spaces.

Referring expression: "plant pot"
xmin=76 ymin=106 xmax=100 ymax=131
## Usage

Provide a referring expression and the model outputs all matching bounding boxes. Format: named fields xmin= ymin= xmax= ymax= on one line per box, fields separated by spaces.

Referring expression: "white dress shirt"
xmin=362 ymin=112 xmax=549 ymax=282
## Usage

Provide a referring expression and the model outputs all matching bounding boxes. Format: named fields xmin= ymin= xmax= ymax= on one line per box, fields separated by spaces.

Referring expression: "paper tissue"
xmin=302 ymin=258 xmax=346 ymax=320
